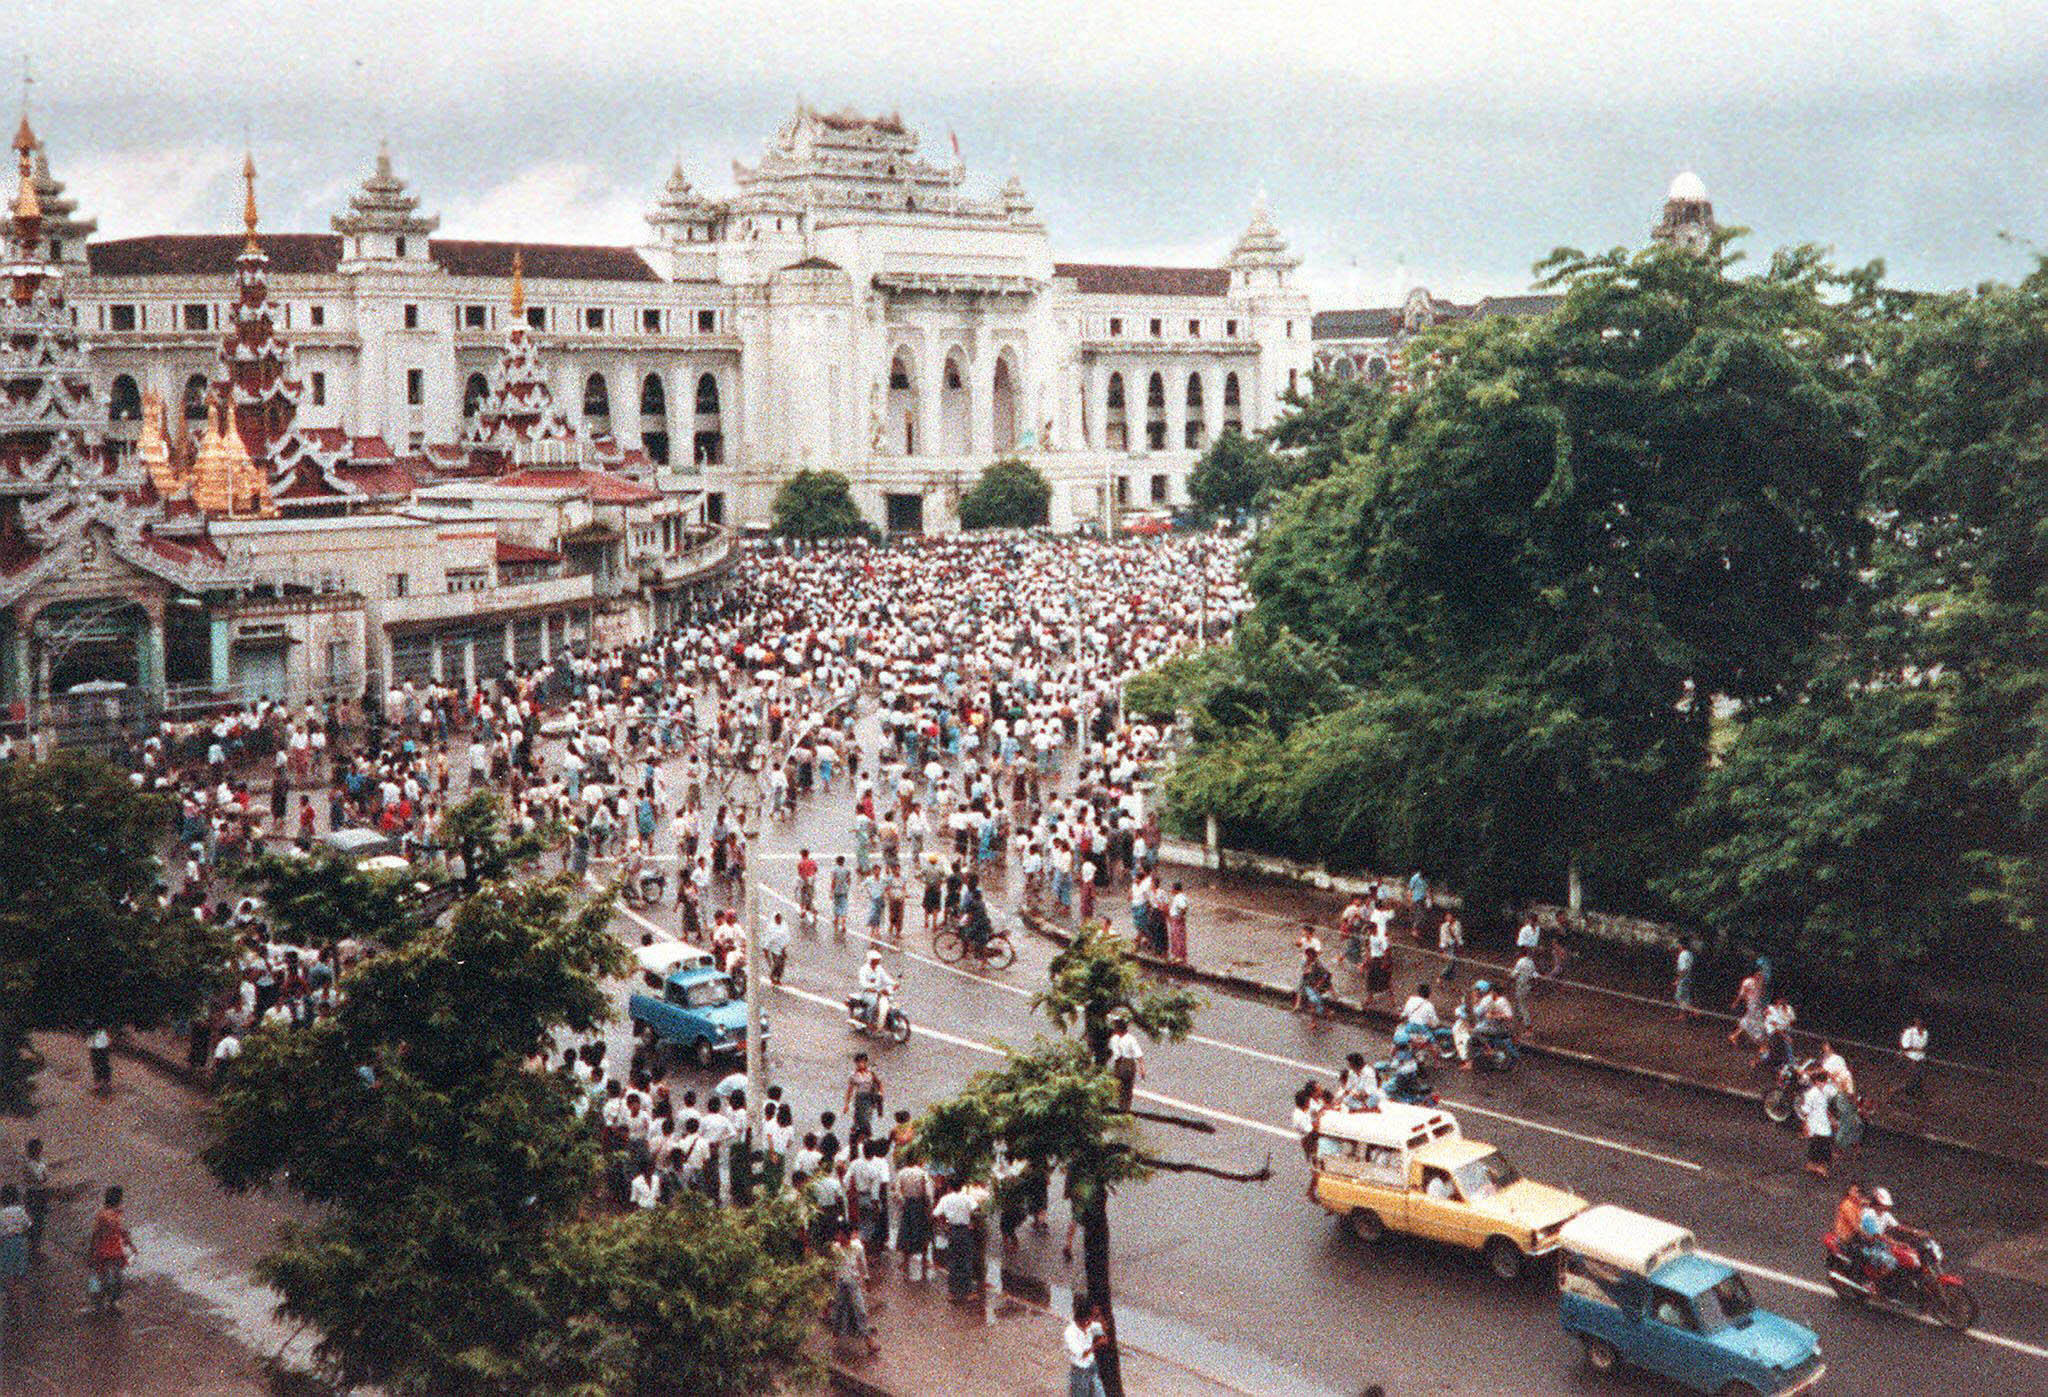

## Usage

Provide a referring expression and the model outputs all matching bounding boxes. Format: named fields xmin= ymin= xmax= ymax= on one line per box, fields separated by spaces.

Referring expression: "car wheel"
xmin=1581 ymin=1338 xmax=1619 ymax=1374
xmin=1484 ymin=1237 xmax=1524 ymax=1282
xmin=1347 ymin=1209 xmax=1385 ymax=1243
xmin=691 ymin=1038 xmax=714 ymax=1070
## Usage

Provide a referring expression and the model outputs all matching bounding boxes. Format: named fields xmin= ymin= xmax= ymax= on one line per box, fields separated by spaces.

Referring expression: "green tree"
xmin=1185 ymin=428 xmax=1277 ymax=521
xmin=957 ymin=457 xmax=1051 ymax=529
xmin=0 ymin=752 xmax=231 ymax=1106
xmin=770 ymin=468 xmax=873 ymax=540
xmin=206 ymin=874 xmax=823 ymax=1395
xmin=437 ymin=789 xmax=556 ymax=894
xmin=1665 ymin=263 xmax=2048 ymax=973
xmin=241 ymin=847 xmax=425 ymax=950
xmin=917 ymin=925 xmax=1217 ymax=1397
xmin=1194 ymin=236 xmax=1877 ymax=911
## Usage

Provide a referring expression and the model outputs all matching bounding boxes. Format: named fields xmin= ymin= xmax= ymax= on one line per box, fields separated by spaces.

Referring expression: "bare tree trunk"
xmin=1079 ymin=1185 xmax=1122 ymax=1397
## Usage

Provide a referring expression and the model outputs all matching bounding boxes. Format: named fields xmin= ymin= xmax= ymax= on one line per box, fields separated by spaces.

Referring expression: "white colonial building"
xmin=60 ymin=103 xmax=1312 ymax=534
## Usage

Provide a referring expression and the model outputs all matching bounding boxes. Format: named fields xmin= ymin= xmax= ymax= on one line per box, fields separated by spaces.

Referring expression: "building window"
xmin=1109 ymin=317 xmax=1123 ymax=337
xmin=464 ymin=372 xmax=489 ymax=417
xmin=108 ymin=304 xmax=137 ymax=332
xmin=406 ymin=368 xmax=424 ymax=406
xmin=309 ymin=304 xmax=325 ymax=327
xmin=1286 ymin=320 xmax=1295 ymax=338
xmin=584 ymin=307 xmax=605 ymax=331
xmin=1115 ymin=475 xmax=1130 ymax=506
xmin=1148 ymin=317 xmax=1162 ymax=338
xmin=642 ymin=308 xmax=661 ymax=333
xmin=184 ymin=303 xmax=210 ymax=332
xmin=183 ymin=374 xmax=209 ymax=421
xmin=1188 ymin=318 xmax=1201 ymax=337
xmin=464 ymin=304 xmax=487 ymax=329
xmin=326 ymin=639 xmax=349 ymax=686
xmin=387 ymin=573 xmax=410 ymax=598
xmin=697 ymin=309 xmax=717 ymax=334
xmin=395 ymin=235 xmax=408 ymax=258
xmin=1226 ymin=318 xmax=1238 ymax=338
xmin=310 ymin=371 xmax=327 ymax=406
xmin=1288 ymin=368 xmax=1299 ymax=394
xmin=446 ymin=568 xmax=489 ymax=594
xmin=526 ymin=306 xmax=546 ymax=330
xmin=108 ymin=375 xmax=142 ymax=422
xmin=403 ymin=303 xmax=419 ymax=329
xmin=49 ymin=239 xmax=62 ymax=261
xmin=1150 ymin=473 xmax=1168 ymax=504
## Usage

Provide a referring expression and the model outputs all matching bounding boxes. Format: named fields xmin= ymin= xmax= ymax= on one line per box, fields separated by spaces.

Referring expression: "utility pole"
xmin=741 ymin=754 xmax=766 ymax=1149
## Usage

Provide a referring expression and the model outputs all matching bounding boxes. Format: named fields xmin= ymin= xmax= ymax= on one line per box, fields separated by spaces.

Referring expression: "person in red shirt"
xmin=87 ymin=1186 xmax=136 ymax=1314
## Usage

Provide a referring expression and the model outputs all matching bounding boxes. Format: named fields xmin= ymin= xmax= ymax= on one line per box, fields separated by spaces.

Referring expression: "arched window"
xmin=991 ymin=354 xmax=1018 ymax=453
xmin=1105 ymin=371 xmax=1127 ymax=452
xmin=1184 ymin=372 xmax=1206 ymax=450
xmin=693 ymin=373 xmax=723 ymax=465
xmin=940 ymin=350 xmax=970 ymax=455
xmin=582 ymin=373 xmax=611 ymax=423
xmin=1365 ymin=358 xmax=1389 ymax=383
xmin=463 ymin=372 xmax=490 ymax=417
xmin=943 ymin=358 xmax=963 ymax=391
xmin=183 ymin=374 xmax=209 ymax=422
xmin=1222 ymin=372 xmax=1243 ymax=433
xmin=1144 ymin=371 xmax=1167 ymax=451
xmin=886 ymin=353 xmax=919 ymax=456
xmin=108 ymin=374 xmax=142 ymax=423
xmin=889 ymin=358 xmax=912 ymax=391
xmin=1333 ymin=357 xmax=1357 ymax=382
xmin=640 ymin=373 xmax=666 ymax=418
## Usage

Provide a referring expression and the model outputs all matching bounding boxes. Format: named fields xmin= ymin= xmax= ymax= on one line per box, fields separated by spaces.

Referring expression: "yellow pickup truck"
xmin=1309 ymin=1103 xmax=1588 ymax=1281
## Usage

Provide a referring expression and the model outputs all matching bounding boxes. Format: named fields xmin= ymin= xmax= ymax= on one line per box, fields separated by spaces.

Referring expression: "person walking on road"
xmin=1107 ymin=1015 xmax=1145 ymax=1110
xmin=87 ymin=1027 xmax=113 ymax=1096
xmin=86 ymin=1186 xmax=136 ymax=1314
xmin=845 ymin=1053 xmax=885 ymax=1142
xmin=826 ymin=1221 xmax=881 ymax=1357
xmin=1166 ymin=882 xmax=1188 ymax=963
xmin=1799 ymin=1069 xmax=1838 ymax=1179
xmin=1673 ymin=942 xmax=1698 ymax=1019
xmin=1512 ymin=952 xmax=1539 ymax=1033
xmin=1889 ymin=1017 xmax=1930 ymax=1104
xmin=1729 ymin=964 xmax=1766 ymax=1050
xmin=1437 ymin=909 xmax=1463 ymax=985
xmin=1 ymin=1185 xmax=30 ymax=1307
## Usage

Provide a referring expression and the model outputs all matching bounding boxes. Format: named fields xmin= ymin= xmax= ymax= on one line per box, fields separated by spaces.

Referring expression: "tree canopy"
xmin=770 ymin=468 xmax=873 ymax=540
xmin=206 ymin=874 xmax=822 ymax=1393
xmin=1185 ymin=428 xmax=1278 ymax=522
xmin=0 ymin=752 xmax=231 ymax=1105
xmin=957 ymin=457 xmax=1052 ymax=529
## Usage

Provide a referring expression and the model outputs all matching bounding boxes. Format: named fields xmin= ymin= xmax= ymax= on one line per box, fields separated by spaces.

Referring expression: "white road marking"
xmin=620 ymin=893 xmax=2048 ymax=1366
xmin=1188 ymin=1034 xmax=1703 ymax=1172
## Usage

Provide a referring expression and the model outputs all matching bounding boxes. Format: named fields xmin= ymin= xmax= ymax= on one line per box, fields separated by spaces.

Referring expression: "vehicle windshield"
xmin=683 ymin=978 xmax=732 ymax=1008
xmin=1452 ymin=1150 xmax=1522 ymax=1201
xmin=1692 ymin=1273 xmax=1756 ymax=1333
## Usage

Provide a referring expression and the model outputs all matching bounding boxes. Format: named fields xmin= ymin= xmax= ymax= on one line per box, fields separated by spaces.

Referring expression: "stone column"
xmin=141 ymin=600 xmax=168 ymax=700
xmin=970 ymin=329 xmax=994 ymax=459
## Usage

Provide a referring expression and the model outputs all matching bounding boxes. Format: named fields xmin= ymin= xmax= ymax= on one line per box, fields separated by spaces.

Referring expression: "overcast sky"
xmin=15 ymin=0 xmax=2047 ymax=305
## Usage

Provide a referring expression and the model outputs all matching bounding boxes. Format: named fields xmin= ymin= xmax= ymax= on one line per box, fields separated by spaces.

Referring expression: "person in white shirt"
xmin=1400 ymin=984 xmax=1441 ymax=1031
xmin=1106 ymin=1018 xmax=1145 ymax=1110
xmin=857 ymin=951 xmax=897 ymax=1033
xmin=629 ymin=1162 xmax=662 ymax=1210
xmin=1064 ymin=1296 xmax=1108 ymax=1397
xmin=1893 ymin=1017 xmax=1930 ymax=1099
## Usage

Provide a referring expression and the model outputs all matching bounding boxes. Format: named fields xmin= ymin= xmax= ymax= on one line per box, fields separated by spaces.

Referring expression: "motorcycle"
xmin=1372 ymin=1056 xmax=1440 ymax=1107
xmin=1467 ymin=1026 xmax=1519 ymax=1072
xmin=621 ymin=866 xmax=668 ymax=909
xmin=1822 ymin=1229 xmax=1978 ymax=1330
xmin=1762 ymin=1057 xmax=1818 ymax=1126
xmin=845 ymin=993 xmax=912 ymax=1046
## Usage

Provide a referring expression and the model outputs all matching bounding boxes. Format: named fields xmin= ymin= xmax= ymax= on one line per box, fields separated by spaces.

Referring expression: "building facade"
xmin=55 ymin=103 xmax=1312 ymax=534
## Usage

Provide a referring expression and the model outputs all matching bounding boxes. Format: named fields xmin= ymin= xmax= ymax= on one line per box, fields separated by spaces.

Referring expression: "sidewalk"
xmin=0 ymin=1034 xmax=317 ymax=1396
xmin=825 ymin=1262 xmax=1244 ymax=1397
xmin=1021 ymin=868 xmax=2048 ymax=1170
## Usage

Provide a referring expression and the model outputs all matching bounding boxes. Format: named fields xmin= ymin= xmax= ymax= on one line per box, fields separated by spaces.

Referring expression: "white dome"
xmin=1667 ymin=170 xmax=1708 ymax=203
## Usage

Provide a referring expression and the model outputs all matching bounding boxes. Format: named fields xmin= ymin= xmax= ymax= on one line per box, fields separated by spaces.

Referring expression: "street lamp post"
xmin=741 ymin=751 xmax=767 ymax=1153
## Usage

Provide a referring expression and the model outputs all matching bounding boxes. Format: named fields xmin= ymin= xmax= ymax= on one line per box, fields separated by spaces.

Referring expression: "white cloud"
xmin=60 ymin=144 xmax=244 ymax=238
xmin=436 ymin=161 xmax=652 ymax=244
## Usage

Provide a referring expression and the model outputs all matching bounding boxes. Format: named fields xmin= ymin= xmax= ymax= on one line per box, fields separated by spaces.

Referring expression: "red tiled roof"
xmin=497 ymin=466 xmax=662 ymax=504
xmin=90 ymin=233 xmax=343 ymax=276
xmin=335 ymin=460 xmax=419 ymax=498
xmin=495 ymin=539 xmax=561 ymax=565
xmin=275 ymin=465 xmax=345 ymax=500
xmin=431 ymin=240 xmax=659 ymax=283
xmin=1055 ymin=263 xmax=1231 ymax=298
xmin=350 ymin=435 xmax=395 ymax=460
xmin=299 ymin=426 xmax=351 ymax=452
xmin=87 ymin=235 xmax=659 ymax=284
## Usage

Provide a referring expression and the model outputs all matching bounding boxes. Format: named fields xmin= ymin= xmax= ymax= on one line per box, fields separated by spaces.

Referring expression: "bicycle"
xmin=932 ymin=923 xmax=1016 ymax=970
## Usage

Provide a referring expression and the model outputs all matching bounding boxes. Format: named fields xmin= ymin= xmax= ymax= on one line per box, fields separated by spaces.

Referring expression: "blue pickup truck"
xmin=627 ymin=944 xmax=761 ymax=1069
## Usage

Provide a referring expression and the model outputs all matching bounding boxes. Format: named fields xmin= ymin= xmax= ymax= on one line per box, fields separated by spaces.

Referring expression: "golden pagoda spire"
xmin=11 ymin=114 xmax=38 ymax=224
xmin=242 ymin=149 xmax=261 ymax=253
xmin=509 ymin=247 xmax=525 ymax=319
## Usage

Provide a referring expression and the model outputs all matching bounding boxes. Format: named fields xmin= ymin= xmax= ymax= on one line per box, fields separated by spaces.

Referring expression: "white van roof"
xmin=634 ymin=941 xmax=718 ymax=978
xmin=1557 ymin=1204 xmax=1695 ymax=1276
xmin=1315 ymin=1102 xmax=1461 ymax=1150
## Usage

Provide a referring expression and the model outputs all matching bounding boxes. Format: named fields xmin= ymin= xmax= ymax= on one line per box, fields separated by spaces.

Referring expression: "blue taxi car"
xmin=1558 ymin=1205 xmax=1824 ymax=1396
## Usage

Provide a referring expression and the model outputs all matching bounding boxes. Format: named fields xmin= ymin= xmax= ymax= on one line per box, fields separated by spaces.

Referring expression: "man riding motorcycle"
xmin=857 ymin=950 xmax=897 ymax=1033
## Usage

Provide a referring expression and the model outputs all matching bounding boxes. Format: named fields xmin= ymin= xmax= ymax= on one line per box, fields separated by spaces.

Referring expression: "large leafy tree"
xmin=770 ymin=468 xmax=872 ymax=540
xmin=0 ymin=752 xmax=232 ymax=1105
xmin=1185 ymin=428 xmax=1278 ymax=522
xmin=918 ymin=925 xmax=1219 ymax=1397
xmin=1667 ymin=265 xmax=2048 ymax=972
xmin=957 ymin=457 xmax=1051 ymax=529
xmin=207 ymin=875 xmax=824 ymax=1394
xmin=1186 ymin=237 xmax=1877 ymax=909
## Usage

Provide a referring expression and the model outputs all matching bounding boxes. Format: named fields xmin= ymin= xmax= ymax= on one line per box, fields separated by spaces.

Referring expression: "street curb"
xmin=1015 ymin=912 xmax=2048 ymax=1173
xmin=828 ymin=1366 xmax=900 ymax=1397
